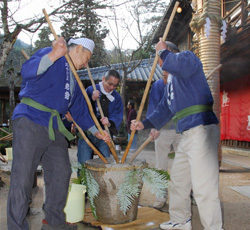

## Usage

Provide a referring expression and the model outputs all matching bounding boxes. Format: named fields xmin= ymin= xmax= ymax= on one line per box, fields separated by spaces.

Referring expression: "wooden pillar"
xmin=197 ymin=0 xmax=222 ymax=164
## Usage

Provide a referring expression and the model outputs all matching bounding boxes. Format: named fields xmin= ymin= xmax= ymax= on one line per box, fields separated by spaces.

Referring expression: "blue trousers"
xmin=128 ymin=133 xmax=137 ymax=150
xmin=77 ymin=133 xmax=110 ymax=164
xmin=7 ymin=117 xmax=71 ymax=230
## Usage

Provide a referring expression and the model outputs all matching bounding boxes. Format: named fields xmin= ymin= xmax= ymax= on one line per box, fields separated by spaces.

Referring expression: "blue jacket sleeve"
xmin=86 ymin=85 xmax=94 ymax=98
xmin=146 ymin=81 xmax=164 ymax=118
xmin=21 ymin=48 xmax=53 ymax=81
xmin=146 ymin=88 xmax=174 ymax=130
xmin=160 ymin=50 xmax=202 ymax=79
xmin=85 ymin=86 xmax=123 ymax=132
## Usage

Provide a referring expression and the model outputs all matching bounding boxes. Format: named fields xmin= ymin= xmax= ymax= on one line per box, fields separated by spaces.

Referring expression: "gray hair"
xmin=165 ymin=41 xmax=180 ymax=53
xmin=105 ymin=69 xmax=121 ymax=81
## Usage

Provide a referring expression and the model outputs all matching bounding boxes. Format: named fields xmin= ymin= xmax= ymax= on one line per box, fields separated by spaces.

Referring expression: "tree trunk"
xmin=0 ymin=41 xmax=13 ymax=76
xmin=6 ymin=66 xmax=16 ymax=130
xmin=197 ymin=0 xmax=222 ymax=164
xmin=0 ymin=24 xmax=22 ymax=76
xmin=8 ymin=78 xmax=15 ymax=130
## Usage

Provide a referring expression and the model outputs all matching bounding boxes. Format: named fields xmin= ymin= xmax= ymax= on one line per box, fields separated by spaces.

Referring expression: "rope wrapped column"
xmin=191 ymin=0 xmax=222 ymax=164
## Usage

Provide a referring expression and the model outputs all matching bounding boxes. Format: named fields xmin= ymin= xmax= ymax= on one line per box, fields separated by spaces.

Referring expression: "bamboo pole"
xmin=42 ymin=9 xmax=119 ymax=163
xmin=72 ymin=120 xmax=109 ymax=164
xmin=0 ymin=129 xmax=9 ymax=164
xmin=206 ymin=64 xmax=222 ymax=81
xmin=0 ymin=128 xmax=11 ymax=135
xmin=129 ymin=136 xmax=153 ymax=163
xmin=121 ymin=1 xmax=180 ymax=163
xmin=0 ymin=152 xmax=8 ymax=164
xmin=128 ymin=63 xmax=222 ymax=163
xmin=20 ymin=49 xmax=108 ymax=164
xmin=21 ymin=50 xmax=30 ymax=60
xmin=86 ymin=65 xmax=115 ymax=148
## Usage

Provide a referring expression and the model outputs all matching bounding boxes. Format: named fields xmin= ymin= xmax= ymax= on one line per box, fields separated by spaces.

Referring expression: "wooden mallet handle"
xmin=121 ymin=1 xmax=180 ymax=163
xmin=42 ymin=9 xmax=119 ymax=163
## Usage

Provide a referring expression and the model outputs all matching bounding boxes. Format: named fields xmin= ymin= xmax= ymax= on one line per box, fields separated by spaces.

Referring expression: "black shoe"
xmin=41 ymin=219 xmax=77 ymax=230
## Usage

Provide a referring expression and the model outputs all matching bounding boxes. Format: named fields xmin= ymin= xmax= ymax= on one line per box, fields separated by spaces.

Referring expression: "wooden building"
xmin=152 ymin=0 xmax=250 ymax=149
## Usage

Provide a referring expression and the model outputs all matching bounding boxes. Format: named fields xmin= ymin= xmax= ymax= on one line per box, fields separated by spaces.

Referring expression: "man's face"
xmin=102 ymin=76 xmax=120 ymax=93
xmin=162 ymin=71 xmax=169 ymax=85
xmin=158 ymin=58 xmax=163 ymax=67
xmin=70 ymin=45 xmax=92 ymax=70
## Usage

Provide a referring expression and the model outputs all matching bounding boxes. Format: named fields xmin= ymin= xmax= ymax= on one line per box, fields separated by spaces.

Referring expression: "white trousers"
xmin=155 ymin=129 xmax=182 ymax=171
xmin=169 ymin=124 xmax=223 ymax=230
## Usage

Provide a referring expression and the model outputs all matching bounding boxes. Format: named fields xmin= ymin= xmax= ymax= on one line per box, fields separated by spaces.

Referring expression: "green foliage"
xmin=2 ymin=41 xmax=29 ymax=77
xmin=0 ymin=128 xmax=12 ymax=155
xmin=117 ymin=121 xmax=127 ymax=138
xmin=168 ymin=152 xmax=175 ymax=159
xmin=0 ymin=143 xmax=11 ymax=155
xmin=132 ymin=48 xmax=151 ymax=60
xmin=117 ymin=167 xmax=169 ymax=215
xmin=117 ymin=169 xmax=143 ymax=215
xmin=142 ymin=168 xmax=169 ymax=199
xmin=33 ymin=27 xmax=53 ymax=52
xmin=71 ymin=163 xmax=99 ymax=218
xmin=71 ymin=163 xmax=170 ymax=218
xmin=60 ymin=0 xmax=109 ymax=67
xmin=85 ymin=168 xmax=99 ymax=218
xmin=0 ymin=127 xmax=9 ymax=138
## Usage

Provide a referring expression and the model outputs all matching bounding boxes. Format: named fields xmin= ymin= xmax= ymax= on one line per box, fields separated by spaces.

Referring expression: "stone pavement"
xmin=1 ymin=146 xmax=250 ymax=230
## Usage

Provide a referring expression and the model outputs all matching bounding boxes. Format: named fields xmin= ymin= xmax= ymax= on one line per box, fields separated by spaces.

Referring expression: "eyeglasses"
xmin=106 ymin=81 xmax=119 ymax=88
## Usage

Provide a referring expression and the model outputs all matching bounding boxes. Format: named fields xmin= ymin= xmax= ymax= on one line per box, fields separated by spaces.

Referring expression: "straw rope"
xmin=190 ymin=0 xmax=223 ymax=34
xmin=85 ymin=163 xmax=148 ymax=172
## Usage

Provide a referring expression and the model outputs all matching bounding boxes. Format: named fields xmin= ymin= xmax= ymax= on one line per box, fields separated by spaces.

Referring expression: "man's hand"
xmin=92 ymin=90 xmax=100 ymax=101
xmin=71 ymin=123 xmax=76 ymax=134
xmin=100 ymin=117 xmax=110 ymax=127
xmin=155 ymin=37 xmax=167 ymax=53
xmin=94 ymin=130 xmax=110 ymax=143
xmin=131 ymin=120 xmax=144 ymax=131
xmin=149 ymin=128 xmax=160 ymax=140
xmin=48 ymin=37 xmax=68 ymax=62
xmin=65 ymin=111 xmax=73 ymax=122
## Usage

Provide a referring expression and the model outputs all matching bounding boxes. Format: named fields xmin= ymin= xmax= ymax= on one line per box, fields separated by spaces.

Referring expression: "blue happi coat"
xmin=146 ymin=79 xmax=166 ymax=117
xmin=13 ymin=47 xmax=95 ymax=131
xmin=144 ymin=50 xmax=218 ymax=133
xmin=146 ymin=78 xmax=176 ymax=130
xmin=86 ymin=84 xmax=123 ymax=131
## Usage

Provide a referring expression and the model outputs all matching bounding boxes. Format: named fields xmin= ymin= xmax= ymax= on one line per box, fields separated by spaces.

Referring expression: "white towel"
xmin=99 ymin=82 xmax=114 ymax=102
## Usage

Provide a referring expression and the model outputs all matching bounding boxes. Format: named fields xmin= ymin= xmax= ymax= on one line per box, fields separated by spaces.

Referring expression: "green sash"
xmin=172 ymin=105 xmax=213 ymax=123
xmin=77 ymin=130 xmax=92 ymax=139
xmin=21 ymin=97 xmax=75 ymax=141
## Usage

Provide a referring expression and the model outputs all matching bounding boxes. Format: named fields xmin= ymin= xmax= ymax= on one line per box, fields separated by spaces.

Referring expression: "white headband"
xmin=68 ymin=38 xmax=95 ymax=54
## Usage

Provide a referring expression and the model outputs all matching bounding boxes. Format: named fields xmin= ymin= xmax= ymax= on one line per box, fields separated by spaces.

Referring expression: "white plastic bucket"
xmin=5 ymin=147 xmax=13 ymax=161
xmin=64 ymin=183 xmax=86 ymax=223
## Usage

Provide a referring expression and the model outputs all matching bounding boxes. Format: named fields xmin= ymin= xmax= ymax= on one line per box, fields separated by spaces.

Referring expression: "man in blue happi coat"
xmin=77 ymin=69 xmax=123 ymax=164
xmin=146 ymin=69 xmax=182 ymax=209
xmin=7 ymin=37 xmax=109 ymax=230
xmin=131 ymin=39 xmax=224 ymax=230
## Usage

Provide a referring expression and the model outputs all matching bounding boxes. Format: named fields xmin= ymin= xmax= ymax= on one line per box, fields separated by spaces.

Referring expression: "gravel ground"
xmin=1 ymin=147 xmax=250 ymax=230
